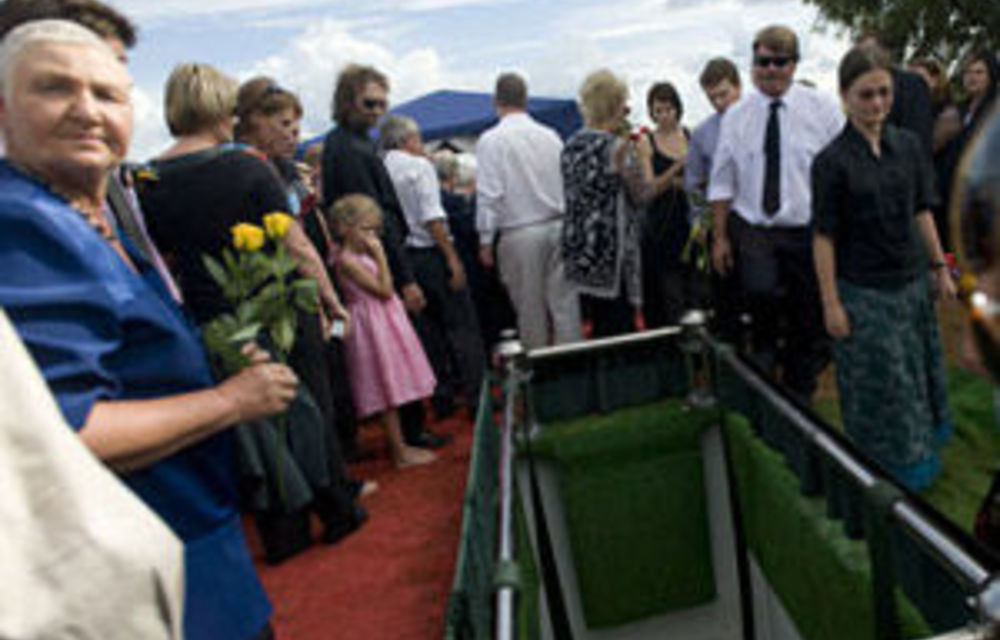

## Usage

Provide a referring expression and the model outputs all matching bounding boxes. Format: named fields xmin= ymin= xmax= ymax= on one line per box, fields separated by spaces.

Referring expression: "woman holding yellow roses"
xmin=139 ymin=63 xmax=367 ymax=563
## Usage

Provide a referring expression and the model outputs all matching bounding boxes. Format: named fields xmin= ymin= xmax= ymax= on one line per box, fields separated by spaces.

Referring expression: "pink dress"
xmin=336 ymin=249 xmax=436 ymax=418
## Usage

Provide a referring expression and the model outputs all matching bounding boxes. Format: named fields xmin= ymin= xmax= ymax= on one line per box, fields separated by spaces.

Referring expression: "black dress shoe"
xmin=407 ymin=430 xmax=453 ymax=449
xmin=322 ymin=504 xmax=368 ymax=545
xmin=255 ymin=509 xmax=313 ymax=565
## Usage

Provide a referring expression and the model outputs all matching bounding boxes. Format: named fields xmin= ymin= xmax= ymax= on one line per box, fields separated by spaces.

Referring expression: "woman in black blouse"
xmin=812 ymin=46 xmax=955 ymax=491
xmin=140 ymin=64 xmax=365 ymax=562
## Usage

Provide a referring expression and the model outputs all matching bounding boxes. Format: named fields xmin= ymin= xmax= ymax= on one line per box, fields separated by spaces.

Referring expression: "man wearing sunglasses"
xmin=708 ymin=24 xmax=844 ymax=401
xmin=321 ymin=64 xmax=452 ymax=451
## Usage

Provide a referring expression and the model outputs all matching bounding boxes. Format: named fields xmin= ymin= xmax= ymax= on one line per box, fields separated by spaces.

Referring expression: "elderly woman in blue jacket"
xmin=0 ymin=20 xmax=296 ymax=640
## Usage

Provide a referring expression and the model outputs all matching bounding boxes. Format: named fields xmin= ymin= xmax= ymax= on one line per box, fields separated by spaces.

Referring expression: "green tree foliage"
xmin=804 ymin=0 xmax=1000 ymax=61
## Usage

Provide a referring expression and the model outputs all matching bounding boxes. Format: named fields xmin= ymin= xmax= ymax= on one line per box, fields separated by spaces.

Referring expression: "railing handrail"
xmin=527 ymin=325 xmax=681 ymax=362
xmin=712 ymin=336 xmax=1000 ymax=623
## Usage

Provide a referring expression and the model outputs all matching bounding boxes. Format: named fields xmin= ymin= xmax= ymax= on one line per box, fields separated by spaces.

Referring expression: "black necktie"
xmin=763 ymin=100 xmax=782 ymax=216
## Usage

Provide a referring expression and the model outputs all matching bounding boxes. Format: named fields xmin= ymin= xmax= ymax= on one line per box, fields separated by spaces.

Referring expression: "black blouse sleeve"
xmin=811 ymin=147 xmax=844 ymax=238
xmin=907 ymin=132 xmax=940 ymax=215
xmin=242 ymin=155 xmax=292 ymax=223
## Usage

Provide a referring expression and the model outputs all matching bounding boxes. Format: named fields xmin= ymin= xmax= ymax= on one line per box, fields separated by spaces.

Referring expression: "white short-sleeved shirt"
xmin=383 ymin=149 xmax=449 ymax=248
xmin=708 ymin=83 xmax=844 ymax=227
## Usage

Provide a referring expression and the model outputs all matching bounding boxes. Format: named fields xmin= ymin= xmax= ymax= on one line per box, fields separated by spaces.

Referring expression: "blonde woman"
xmin=138 ymin=63 xmax=366 ymax=563
xmin=561 ymin=69 xmax=656 ymax=337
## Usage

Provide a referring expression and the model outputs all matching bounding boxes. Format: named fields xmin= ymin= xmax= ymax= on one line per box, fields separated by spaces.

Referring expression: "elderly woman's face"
xmin=0 ymin=41 xmax=132 ymax=182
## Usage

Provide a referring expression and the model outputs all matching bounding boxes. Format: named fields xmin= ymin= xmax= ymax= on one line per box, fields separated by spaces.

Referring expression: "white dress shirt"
xmin=383 ymin=149 xmax=449 ymax=248
xmin=475 ymin=111 xmax=565 ymax=245
xmin=708 ymin=83 xmax=844 ymax=227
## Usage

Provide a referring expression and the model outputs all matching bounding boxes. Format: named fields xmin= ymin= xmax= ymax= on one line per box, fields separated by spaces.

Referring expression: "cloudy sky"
xmin=111 ymin=0 xmax=853 ymax=159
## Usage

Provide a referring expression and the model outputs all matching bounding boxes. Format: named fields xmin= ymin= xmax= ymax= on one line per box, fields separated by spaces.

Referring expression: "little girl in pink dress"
xmin=329 ymin=194 xmax=436 ymax=468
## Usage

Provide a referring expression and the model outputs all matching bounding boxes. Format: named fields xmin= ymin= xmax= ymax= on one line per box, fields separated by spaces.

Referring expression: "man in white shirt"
xmin=708 ymin=25 xmax=845 ymax=400
xmin=476 ymin=72 xmax=581 ymax=350
xmin=382 ymin=115 xmax=485 ymax=414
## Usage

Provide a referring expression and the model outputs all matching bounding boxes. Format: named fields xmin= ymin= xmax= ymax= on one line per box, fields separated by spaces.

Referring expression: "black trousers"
xmin=407 ymin=247 xmax=486 ymax=407
xmin=583 ymin=288 xmax=635 ymax=338
xmin=727 ymin=215 xmax=830 ymax=399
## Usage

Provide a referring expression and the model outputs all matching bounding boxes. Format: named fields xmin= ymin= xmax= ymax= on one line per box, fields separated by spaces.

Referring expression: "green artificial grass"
xmin=814 ymin=367 xmax=1000 ymax=530
xmin=725 ymin=412 xmax=932 ymax=640
xmin=531 ymin=400 xmax=717 ymax=628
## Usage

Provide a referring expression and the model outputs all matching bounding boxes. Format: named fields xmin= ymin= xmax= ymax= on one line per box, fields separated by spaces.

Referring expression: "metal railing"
xmin=494 ymin=339 xmax=526 ymax=640
xmin=484 ymin=318 xmax=1000 ymax=639
xmin=715 ymin=339 xmax=1000 ymax=627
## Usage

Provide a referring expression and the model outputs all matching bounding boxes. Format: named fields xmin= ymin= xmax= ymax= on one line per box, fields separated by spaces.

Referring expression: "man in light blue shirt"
xmin=685 ymin=58 xmax=743 ymax=199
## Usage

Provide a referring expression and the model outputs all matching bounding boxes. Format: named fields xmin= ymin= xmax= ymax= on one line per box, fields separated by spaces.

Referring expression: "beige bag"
xmin=0 ymin=310 xmax=185 ymax=640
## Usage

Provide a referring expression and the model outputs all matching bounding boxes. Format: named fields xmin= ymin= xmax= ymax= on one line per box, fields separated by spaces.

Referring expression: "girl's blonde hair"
xmin=328 ymin=193 xmax=382 ymax=238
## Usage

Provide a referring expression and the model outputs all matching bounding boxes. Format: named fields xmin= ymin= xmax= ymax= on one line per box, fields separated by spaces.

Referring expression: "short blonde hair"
xmin=164 ymin=62 xmax=238 ymax=137
xmin=328 ymin=193 xmax=382 ymax=238
xmin=579 ymin=69 xmax=628 ymax=128
xmin=0 ymin=19 xmax=112 ymax=102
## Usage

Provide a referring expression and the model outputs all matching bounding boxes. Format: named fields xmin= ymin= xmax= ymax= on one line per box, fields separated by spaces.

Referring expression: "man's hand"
xmin=479 ymin=245 xmax=495 ymax=269
xmin=448 ymin=257 xmax=467 ymax=291
xmin=402 ymin=282 xmax=426 ymax=313
xmin=712 ymin=235 xmax=733 ymax=276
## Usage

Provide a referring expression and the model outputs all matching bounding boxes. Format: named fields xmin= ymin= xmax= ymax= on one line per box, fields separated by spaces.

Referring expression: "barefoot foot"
xmin=395 ymin=446 xmax=437 ymax=468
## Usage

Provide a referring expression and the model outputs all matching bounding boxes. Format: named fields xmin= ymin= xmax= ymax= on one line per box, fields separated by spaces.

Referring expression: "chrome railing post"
xmin=495 ymin=335 xmax=527 ymax=640
xmin=679 ymin=310 xmax=716 ymax=408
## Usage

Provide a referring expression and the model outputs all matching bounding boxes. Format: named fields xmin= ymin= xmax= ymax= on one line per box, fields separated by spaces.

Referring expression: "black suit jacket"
xmin=889 ymin=68 xmax=934 ymax=158
xmin=320 ymin=126 xmax=415 ymax=288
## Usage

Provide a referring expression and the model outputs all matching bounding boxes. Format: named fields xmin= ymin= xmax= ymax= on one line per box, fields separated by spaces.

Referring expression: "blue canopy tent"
xmin=390 ymin=89 xmax=582 ymax=141
xmin=299 ymin=89 xmax=582 ymax=153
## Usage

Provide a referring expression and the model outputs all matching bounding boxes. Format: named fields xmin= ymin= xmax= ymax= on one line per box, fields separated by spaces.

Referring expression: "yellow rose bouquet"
xmin=202 ymin=212 xmax=318 ymax=371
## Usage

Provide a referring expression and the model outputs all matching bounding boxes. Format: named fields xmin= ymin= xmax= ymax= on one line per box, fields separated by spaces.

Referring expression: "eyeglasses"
xmin=754 ymin=55 xmax=794 ymax=69
xmin=362 ymin=98 xmax=388 ymax=111
xmin=856 ymin=86 xmax=892 ymax=101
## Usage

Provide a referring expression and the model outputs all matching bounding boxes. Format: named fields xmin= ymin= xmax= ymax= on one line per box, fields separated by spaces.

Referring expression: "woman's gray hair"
xmin=379 ymin=114 xmax=419 ymax=151
xmin=0 ymin=19 xmax=112 ymax=101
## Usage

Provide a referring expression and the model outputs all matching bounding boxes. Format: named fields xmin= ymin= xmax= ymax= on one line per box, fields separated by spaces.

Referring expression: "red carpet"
xmin=245 ymin=412 xmax=474 ymax=639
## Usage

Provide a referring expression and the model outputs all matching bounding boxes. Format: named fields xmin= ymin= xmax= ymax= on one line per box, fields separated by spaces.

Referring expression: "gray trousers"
xmin=496 ymin=218 xmax=581 ymax=350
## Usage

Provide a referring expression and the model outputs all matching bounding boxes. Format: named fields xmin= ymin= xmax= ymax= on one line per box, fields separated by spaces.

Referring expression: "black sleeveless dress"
xmin=641 ymin=132 xmax=691 ymax=328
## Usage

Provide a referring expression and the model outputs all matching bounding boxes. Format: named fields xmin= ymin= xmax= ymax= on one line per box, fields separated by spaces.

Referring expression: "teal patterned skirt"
xmin=833 ymin=276 xmax=952 ymax=491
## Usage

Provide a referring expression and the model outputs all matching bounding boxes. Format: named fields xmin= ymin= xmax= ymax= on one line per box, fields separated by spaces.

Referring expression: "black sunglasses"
xmin=362 ymin=98 xmax=388 ymax=110
xmin=754 ymin=55 xmax=794 ymax=69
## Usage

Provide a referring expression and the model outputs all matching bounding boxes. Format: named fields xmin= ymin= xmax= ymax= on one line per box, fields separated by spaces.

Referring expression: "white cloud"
xmin=121 ymin=0 xmax=852 ymax=158
xmin=114 ymin=0 xmax=329 ymax=22
xmin=245 ymin=19 xmax=453 ymax=139
xmin=127 ymin=84 xmax=171 ymax=162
